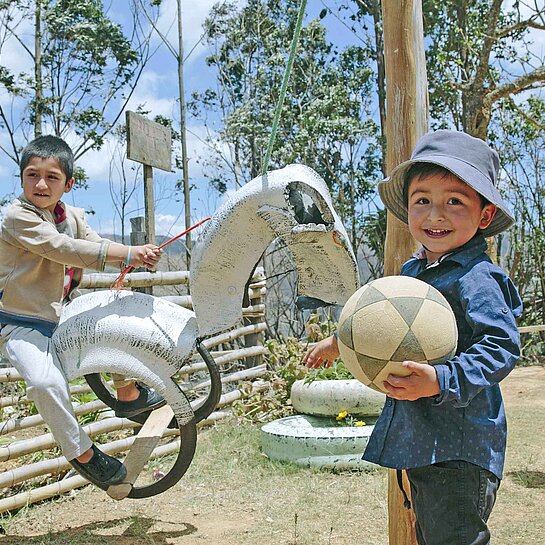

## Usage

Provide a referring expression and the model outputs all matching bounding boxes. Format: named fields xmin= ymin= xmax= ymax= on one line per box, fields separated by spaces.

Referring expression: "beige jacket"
xmin=0 ymin=196 xmax=110 ymax=331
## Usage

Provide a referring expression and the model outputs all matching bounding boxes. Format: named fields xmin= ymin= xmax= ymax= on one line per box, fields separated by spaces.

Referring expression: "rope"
xmin=261 ymin=0 xmax=308 ymax=175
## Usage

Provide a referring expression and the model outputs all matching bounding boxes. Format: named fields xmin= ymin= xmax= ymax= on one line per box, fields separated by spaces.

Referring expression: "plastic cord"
xmin=262 ymin=0 xmax=308 ymax=175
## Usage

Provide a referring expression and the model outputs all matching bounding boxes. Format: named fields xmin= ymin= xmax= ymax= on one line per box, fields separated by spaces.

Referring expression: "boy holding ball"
xmin=305 ymin=130 xmax=522 ymax=545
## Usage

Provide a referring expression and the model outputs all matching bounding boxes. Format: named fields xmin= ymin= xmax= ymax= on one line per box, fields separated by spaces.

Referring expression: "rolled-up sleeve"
xmin=434 ymin=265 xmax=522 ymax=407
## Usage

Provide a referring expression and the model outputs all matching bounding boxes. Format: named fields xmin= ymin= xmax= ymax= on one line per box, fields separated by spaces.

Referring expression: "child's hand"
xmin=303 ymin=335 xmax=340 ymax=369
xmin=383 ymin=361 xmax=441 ymax=401
xmin=130 ymin=244 xmax=163 ymax=269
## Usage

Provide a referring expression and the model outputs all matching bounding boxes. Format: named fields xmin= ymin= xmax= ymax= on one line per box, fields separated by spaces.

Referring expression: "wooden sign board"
xmin=126 ymin=111 xmax=172 ymax=172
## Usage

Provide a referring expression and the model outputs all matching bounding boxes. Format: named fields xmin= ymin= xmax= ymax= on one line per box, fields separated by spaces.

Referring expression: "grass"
xmin=0 ymin=366 xmax=543 ymax=545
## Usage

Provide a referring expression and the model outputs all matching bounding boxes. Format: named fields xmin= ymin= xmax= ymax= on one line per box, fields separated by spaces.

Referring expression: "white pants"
xmin=1 ymin=325 xmax=92 ymax=461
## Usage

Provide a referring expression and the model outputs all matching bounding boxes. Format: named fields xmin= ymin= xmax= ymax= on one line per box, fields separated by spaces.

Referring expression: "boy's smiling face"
xmin=22 ymin=156 xmax=74 ymax=212
xmin=407 ymin=171 xmax=496 ymax=262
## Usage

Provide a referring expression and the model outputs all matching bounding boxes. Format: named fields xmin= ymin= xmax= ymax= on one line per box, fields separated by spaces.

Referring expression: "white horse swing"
xmin=54 ymin=164 xmax=359 ymax=499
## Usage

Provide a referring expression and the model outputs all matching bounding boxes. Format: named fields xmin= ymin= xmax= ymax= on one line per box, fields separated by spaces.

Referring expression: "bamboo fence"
xmin=0 ymin=268 xmax=270 ymax=513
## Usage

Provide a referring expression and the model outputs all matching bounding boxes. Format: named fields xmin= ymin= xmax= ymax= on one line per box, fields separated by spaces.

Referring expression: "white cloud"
xmin=155 ymin=212 xmax=186 ymax=236
xmin=0 ymin=9 xmax=34 ymax=74
xmin=152 ymin=0 xmax=247 ymax=65
xmin=125 ymin=70 xmax=179 ymax=118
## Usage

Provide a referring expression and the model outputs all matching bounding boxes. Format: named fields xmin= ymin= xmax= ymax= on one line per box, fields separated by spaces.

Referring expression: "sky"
xmin=0 ymin=0 xmax=358 ymax=240
xmin=0 ymin=1 xmax=543 ymax=240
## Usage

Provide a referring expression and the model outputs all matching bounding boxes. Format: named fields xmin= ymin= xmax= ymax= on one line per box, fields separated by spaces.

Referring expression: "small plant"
xmin=265 ymin=337 xmax=308 ymax=396
xmin=232 ymin=378 xmax=295 ymax=423
xmin=335 ymin=410 xmax=366 ymax=427
xmin=304 ymin=359 xmax=353 ymax=383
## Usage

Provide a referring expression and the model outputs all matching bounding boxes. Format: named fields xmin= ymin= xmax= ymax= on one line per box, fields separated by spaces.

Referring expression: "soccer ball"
xmin=337 ymin=276 xmax=458 ymax=393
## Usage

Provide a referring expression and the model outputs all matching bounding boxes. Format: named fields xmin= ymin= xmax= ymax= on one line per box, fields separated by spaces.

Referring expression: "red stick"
xmin=112 ymin=216 xmax=212 ymax=290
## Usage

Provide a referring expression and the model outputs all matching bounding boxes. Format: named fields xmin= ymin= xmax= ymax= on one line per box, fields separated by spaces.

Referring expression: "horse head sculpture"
xmin=190 ymin=164 xmax=359 ymax=337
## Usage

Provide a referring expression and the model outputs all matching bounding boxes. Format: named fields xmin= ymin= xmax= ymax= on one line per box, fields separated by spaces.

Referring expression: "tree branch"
xmin=0 ymin=104 xmax=20 ymax=164
xmin=484 ymin=65 xmax=545 ymax=106
xmin=497 ymin=19 xmax=545 ymax=39
xmin=505 ymin=97 xmax=545 ymax=132
xmin=473 ymin=0 xmax=503 ymax=90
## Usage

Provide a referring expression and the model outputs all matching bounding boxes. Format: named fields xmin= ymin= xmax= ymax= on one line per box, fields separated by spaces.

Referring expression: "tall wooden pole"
xmin=143 ymin=164 xmax=156 ymax=246
xmin=382 ymin=1 xmax=428 ymax=544
xmin=177 ymin=0 xmax=192 ymax=268
xmin=34 ymin=0 xmax=43 ymax=137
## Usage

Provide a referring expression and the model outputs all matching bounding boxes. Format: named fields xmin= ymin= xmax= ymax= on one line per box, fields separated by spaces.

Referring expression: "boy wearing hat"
xmin=305 ymin=130 xmax=522 ymax=544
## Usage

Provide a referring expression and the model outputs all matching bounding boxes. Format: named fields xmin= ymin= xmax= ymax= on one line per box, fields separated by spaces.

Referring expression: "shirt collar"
xmin=412 ymin=233 xmax=488 ymax=268
xmin=17 ymin=193 xmax=65 ymax=224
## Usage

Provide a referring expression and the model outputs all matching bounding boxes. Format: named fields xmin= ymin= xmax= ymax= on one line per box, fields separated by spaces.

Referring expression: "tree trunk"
xmin=370 ymin=0 xmax=387 ymax=177
xmin=177 ymin=0 xmax=192 ymax=268
xmin=34 ymin=0 xmax=43 ymax=137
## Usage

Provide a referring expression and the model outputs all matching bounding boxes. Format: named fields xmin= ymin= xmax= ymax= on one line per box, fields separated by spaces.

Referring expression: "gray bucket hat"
xmin=378 ymin=130 xmax=515 ymax=237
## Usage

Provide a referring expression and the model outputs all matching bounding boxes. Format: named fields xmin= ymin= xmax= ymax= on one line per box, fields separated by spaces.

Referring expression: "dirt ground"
xmin=1 ymin=366 xmax=544 ymax=545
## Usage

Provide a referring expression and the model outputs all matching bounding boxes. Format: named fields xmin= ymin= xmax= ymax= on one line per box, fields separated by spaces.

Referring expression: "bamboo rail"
xmin=0 ymin=380 xmax=269 ymax=513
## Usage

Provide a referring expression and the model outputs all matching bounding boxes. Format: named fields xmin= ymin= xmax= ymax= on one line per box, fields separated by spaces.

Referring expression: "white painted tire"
xmin=54 ymin=290 xmax=198 ymax=426
xmin=290 ymin=379 xmax=386 ymax=417
xmin=261 ymin=415 xmax=380 ymax=470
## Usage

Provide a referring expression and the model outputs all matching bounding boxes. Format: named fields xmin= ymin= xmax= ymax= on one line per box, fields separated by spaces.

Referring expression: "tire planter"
xmin=261 ymin=379 xmax=386 ymax=471
xmin=261 ymin=414 xmax=379 ymax=470
xmin=290 ymin=379 xmax=386 ymax=417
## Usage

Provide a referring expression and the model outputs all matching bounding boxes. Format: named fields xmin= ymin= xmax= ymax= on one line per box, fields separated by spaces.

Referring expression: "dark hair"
xmin=403 ymin=162 xmax=490 ymax=208
xmin=20 ymin=135 xmax=74 ymax=181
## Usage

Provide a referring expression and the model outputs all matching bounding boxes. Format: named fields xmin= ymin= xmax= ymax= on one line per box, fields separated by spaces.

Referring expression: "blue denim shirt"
xmin=362 ymin=234 xmax=522 ymax=479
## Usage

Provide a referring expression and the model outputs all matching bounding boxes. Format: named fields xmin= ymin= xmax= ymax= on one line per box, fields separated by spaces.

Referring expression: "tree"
xmin=422 ymin=0 xmax=545 ymax=139
xmin=493 ymin=97 xmax=545 ymax=331
xmin=188 ymin=0 xmax=383 ymax=335
xmin=192 ymin=0 xmax=381 ymax=254
xmin=0 ymin=0 xmax=155 ymax=167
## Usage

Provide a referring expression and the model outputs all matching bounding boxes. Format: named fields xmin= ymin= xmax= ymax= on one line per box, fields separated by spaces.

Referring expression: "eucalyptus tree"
xmin=192 ymin=0 xmax=381 ymax=252
xmin=0 ymin=0 xmax=155 ymax=168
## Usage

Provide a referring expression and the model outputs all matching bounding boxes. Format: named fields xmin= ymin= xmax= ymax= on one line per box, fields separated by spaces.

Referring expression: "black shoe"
xmin=114 ymin=383 xmax=166 ymax=418
xmin=70 ymin=445 xmax=126 ymax=490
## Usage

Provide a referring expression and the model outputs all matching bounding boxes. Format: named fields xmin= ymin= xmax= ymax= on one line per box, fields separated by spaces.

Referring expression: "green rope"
xmin=261 ymin=0 xmax=308 ymax=175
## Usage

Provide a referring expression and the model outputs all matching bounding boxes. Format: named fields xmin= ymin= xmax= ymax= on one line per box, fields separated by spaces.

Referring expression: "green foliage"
xmin=265 ymin=337 xmax=308 ymax=396
xmin=421 ymin=0 xmax=545 ymax=135
xmin=236 ymin=311 xmax=354 ymax=424
xmin=490 ymin=97 xmax=545 ymax=335
xmin=0 ymin=0 xmax=149 ymax=164
xmin=191 ymin=0 xmax=382 ymax=254
xmin=304 ymin=359 xmax=352 ymax=383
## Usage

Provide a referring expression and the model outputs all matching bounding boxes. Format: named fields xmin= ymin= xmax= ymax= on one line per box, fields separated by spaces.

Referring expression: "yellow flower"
xmin=354 ymin=421 xmax=366 ymax=427
xmin=336 ymin=410 xmax=348 ymax=421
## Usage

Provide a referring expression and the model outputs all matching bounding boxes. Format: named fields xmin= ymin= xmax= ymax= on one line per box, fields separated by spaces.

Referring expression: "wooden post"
xmin=130 ymin=216 xmax=152 ymax=295
xmin=143 ymin=165 xmax=156 ymax=245
xmin=382 ymin=1 xmax=428 ymax=544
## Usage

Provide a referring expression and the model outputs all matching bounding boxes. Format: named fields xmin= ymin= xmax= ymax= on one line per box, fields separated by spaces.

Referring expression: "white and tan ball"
xmin=337 ymin=276 xmax=458 ymax=393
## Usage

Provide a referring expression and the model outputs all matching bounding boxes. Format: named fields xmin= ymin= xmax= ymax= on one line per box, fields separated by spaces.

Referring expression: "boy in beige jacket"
xmin=0 ymin=135 xmax=164 ymax=489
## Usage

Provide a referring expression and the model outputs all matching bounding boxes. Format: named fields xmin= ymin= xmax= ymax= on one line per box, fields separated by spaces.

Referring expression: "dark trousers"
xmin=406 ymin=461 xmax=500 ymax=545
